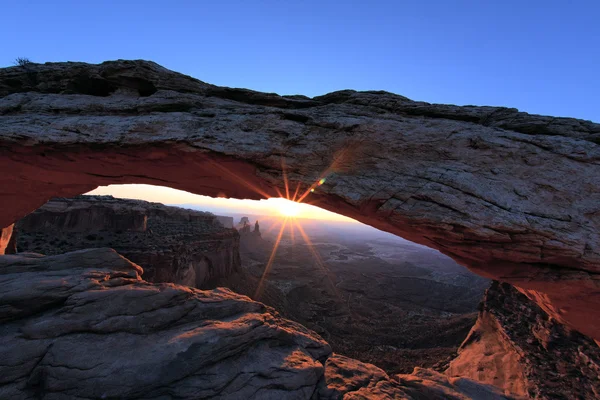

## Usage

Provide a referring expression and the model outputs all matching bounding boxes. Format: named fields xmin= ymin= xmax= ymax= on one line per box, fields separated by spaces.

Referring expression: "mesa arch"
xmin=1 ymin=60 xmax=600 ymax=341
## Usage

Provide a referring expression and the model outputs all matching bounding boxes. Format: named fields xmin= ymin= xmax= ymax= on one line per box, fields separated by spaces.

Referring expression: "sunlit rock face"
xmin=15 ymin=195 xmax=241 ymax=288
xmin=319 ymin=354 xmax=509 ymax=399
xmin=0 ymin=248 xmax=510 ymax=399
xmin=446 ymin=282 xmax=600 ymax=399
xmin=1 ymin=60 xmax=600 ymax=340
xmin=0 ymin=224 xmax=15 ymax=254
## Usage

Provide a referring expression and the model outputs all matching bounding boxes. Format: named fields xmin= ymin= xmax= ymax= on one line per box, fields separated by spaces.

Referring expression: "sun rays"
xmin=254 ymin=217 xmax=289 ymax=298
xmin=250 ymin=157 xmax=348 ymax=301
xmin=208 ymin=148 xmax=360 ymax=301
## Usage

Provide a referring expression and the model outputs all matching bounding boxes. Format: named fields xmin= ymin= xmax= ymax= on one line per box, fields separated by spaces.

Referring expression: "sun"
xmin=272 ymin=198 xmax=301 ymax=217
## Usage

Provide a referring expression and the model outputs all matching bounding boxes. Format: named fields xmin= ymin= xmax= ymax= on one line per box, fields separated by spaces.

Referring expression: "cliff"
xmin=15 ymin=195 xmax=241 ymax=288
xmin=446 ymin=282 xmax=600 ymax=399
xmin=0 ymin=248 xmax=511 ymax=399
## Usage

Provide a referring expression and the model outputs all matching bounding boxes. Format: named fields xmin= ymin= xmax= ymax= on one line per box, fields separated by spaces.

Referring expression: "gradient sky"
xmin=5 ymin=1 xmax=599 ymax=218
xmin=88 ymin=184 xmax=356 ymax=222
xmin=2 ymin=0 xmax=598 ymax=121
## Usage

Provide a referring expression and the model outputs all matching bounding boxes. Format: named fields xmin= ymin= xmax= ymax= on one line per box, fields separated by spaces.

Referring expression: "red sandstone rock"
xmin=446 ymin=282 xmax=600 ymax=399
xmin=0 ymin=224 xmax=14 ymax=254
xmin=1 ymin=60 xmax=599 ymax=341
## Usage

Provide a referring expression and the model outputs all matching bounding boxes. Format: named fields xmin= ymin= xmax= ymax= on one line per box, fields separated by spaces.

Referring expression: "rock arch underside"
xmin=0 ymin=55 xmax=599 ymax=374
xmin=1 ymin=60 xmax=600 ymax=343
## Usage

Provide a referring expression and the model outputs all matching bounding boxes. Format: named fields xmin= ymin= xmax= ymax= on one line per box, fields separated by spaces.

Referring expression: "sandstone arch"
xmin=1 ymin=60 xmax=600 ymax=340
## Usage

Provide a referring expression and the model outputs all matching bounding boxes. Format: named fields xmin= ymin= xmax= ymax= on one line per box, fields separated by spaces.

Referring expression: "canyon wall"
xmin=15 ymin=195 xmax=240 ymax=288
xmin=1 ymin=60 xmax=600 ymax=341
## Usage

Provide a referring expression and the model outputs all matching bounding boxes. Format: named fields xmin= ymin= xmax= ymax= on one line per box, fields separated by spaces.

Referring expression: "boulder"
xmin=0 ymin=248 xmax=330 ymax=399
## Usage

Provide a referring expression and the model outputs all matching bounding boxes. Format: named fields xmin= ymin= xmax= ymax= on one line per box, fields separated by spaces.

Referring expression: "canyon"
xmin=218 ymin=215 xmax=489 ymax=375
xmin=15 ymin=196 xmax=489 ymax=375
xmin=1 ymin=59 xmax=600 ymax=398
xmin=15 ymin=195 xmax=239 ymax=288
xmin=7 ymin=196 xmax=600 ymax=398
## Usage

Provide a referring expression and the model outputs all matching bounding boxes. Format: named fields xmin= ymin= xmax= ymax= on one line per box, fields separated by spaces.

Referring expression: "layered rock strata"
xmin=1 ymin=60 xmax=599 ymax=340
xmin=15 ymin=195 xmax=240 ymax=288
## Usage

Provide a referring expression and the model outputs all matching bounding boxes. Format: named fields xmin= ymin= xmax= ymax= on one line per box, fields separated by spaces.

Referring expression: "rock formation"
xmin=215 ymin=215 xmax=234 ymax=228
xmin=15 ymin=195 xmax=240 ymax=288
xmin=1 ymin=60 xmax=599 ymax=340
xmin=254 ymin=220 xmax=261 ymax=236
xmin=319 ymin=354 xmax=509 ymax=399
xmin=0 ymin=224 xmax=15 ymax=254
xmin=0 ymin=248 xmax=511 ymax=399
xmin=446 ymin=282 xmax=600 ymax=399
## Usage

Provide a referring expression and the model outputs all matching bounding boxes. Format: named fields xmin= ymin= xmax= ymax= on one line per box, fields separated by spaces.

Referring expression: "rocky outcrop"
xmin=1 ymin=60 xmax=600 ymax=340
xmin=15 ymin=195 xmax=241 ymax=288
xmin=446 ymin=282 xmax=600 ymax=399
xmin=0 ymin=248 xmax=330 ymax=399
xmin=318 ymin=354 xmax=510 ymax=399
xmin=18 ymin=196 xmax=148 ymax=232
xmin=0 ymin=248 xmax=511 ymax=399
xmin=0 ymin=224 xmax=15 ymax=254
xmin=237 ymin=217 xmax=262 ymax=238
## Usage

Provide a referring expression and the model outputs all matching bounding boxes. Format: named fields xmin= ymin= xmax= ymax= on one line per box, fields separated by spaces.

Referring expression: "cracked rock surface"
xmin=319 ymin=354 xmax=510 ymax=399
xmin=0 ymin=248 xmax=329 ymax=399
xmin=446 ymin=282 xmax=600 ymax=399
xmin=1 ymin=60 xmax=599 ymax=340
xmin=1 ymin=248 xmax=512 ymax=399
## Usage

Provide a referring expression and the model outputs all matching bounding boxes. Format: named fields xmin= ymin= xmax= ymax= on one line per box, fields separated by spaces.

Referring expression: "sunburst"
xmin=249 ymin=156 xmax=351 ymax=301
xmin=213 ymin=151 xmax=354 ymax=301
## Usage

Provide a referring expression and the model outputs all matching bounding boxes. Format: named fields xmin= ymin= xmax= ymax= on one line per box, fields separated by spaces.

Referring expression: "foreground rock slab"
xmin=0 ymin=248 xmax=510 ymax=399
xmin=0 ymin=248 xmax=330 ymax=399
xmin=1 ymin=60 xmax=600 ymax=340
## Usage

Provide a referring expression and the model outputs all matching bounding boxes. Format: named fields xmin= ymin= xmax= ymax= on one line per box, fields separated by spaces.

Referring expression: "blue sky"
xmin=2 ymin=0 xmax=599 ymax=122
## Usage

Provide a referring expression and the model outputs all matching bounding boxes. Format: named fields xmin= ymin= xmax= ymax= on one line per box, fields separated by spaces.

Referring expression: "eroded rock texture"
xmin=1 ymin=60 xmax=600 ymax=339
xmin=15 ymin=195 xmax=241 ymax=288
xmin=319 ymin=354 xmax=509 ymax=399
xmin=0 ymin=248 xmax=509 ymax=399
xmin=446 ymin=282 xmax=600 ymax=399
